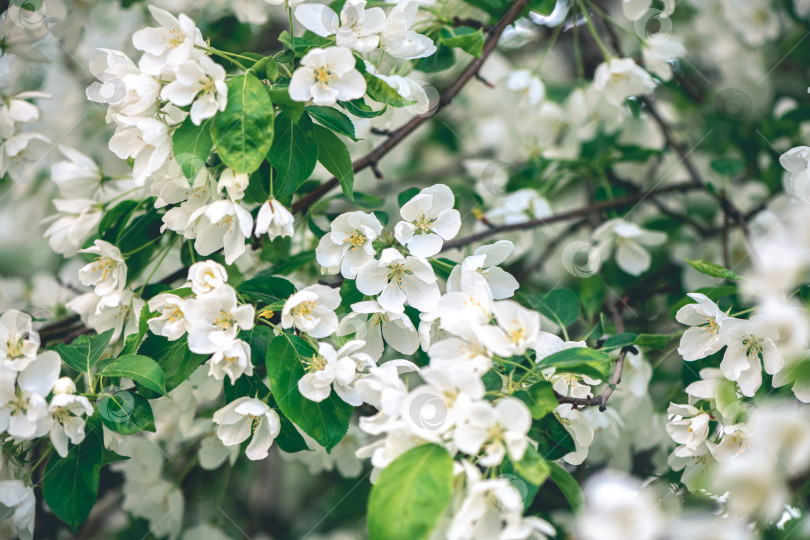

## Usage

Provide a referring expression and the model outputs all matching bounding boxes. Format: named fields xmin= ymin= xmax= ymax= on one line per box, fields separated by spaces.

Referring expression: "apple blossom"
xmin=213 ymin=397 xmax=281 ymax=460
xmin=289 ymin=46 xmax=366 ymax=106
xmin=394 ymin=184 xmax=461 ymax=257
xmin=316 ymin=210 xmax=383 ymax=278
xmin=255 ymin=199 xmax=294 ymax=239
xmin=355 ymin=248 xmax=441 ymax=314
xmin=281 ymin=284 xmax=341 ymax=338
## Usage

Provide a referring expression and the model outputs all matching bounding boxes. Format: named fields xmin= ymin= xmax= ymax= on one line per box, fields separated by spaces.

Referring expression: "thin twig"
xmin=441 ymin=181 xmax=696 ymax=251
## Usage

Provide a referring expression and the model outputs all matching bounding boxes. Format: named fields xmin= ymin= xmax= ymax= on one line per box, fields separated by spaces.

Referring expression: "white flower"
xmin=78 ymin=240 xmax=128 ymax=307
xmin=48 ymin=393 xmax=93 ymax=457
xmin=108 ymin=116 xmax=171 ymax=185
xmin=446 ymin=240 xmax=519 ymax=299
xmin=642 ymin=37 xmax=685 ymax=81
xmin=208 ymin=339 xmax=253 ymax=384
xmin=298 ymin=341 xmax=374 ymax=405
xmin=316 ymin=211 xmax=383 ymax=278
xmin=336 ymin=300 xmax=420 ymax=357
xmin=67 ymin=290 xmax=144 ymax=342
xmin=0 ymin=91 xmax=49 ymax=137
xmin=780 ymin=145 xmax=810 ymax=203
xmin=0 ymin=351 xmax=60 ymax=440
xmin=592 ymin=218 xmax=666 ymax=276
xmin=184 ymin=285 xmax=255 ymax=354
xmin=0 ymin=310 xmax=40 ymax=372
xmin=454 ymin=397 xmax=531 ymax=466
xmin=476 ymin=300 xmax=541 ymax=357
xmin=577 ymin=471 xmax=665 ymax=540
xmin=295 ymin=0 xmax=387 ymax=53
xmin=43 ymin=198 xmax=103 ymax=256
xmin=281 ymin=284 xmax=341 ymax=338
xmin=676 ymin=293 xmax=730 ymax=361
xmin=557 ymin=403 xmax=595 ymax=465
xmin=147 ymin=293 xmax=189 ymax=340
xmin=356 ymin=248 xmax=441 ymax=314
xmin=255 ymin=199 xmax=294 ymax=239
xmin=289 ymin=46 xmax=366 ymax=106
xmin=161 ymin=55 xmax=227 ymax=125
xmin=50 ymin=145 xmax=101 ymax=199
xmin=506 ymin=70 xmax=545 ymax=105
xmin=132 ymin=6 xmax=206 ymax=76
xmin=666 ymin=403 xmax=710 ymax=457
xmin=707 ymin=423 xmax=752 ymax=462
xmin=213 ymin=397 xmax=281 ymax=460
xmin=718 ymin=317 xmax=784 ymax=397
xmin=380 ymin=1 xmax=437 ymax=59
xmin=217 ymin=168 xmax=248 ymax=201
xmin=0 ymin=132 xmax=51 ymax=184
xmin=592 ymin=58 xmax=656 ymax=107
xmin=394 ymin=184 xmax=461 ymax=257
xmin=187 ymin=260 xmax=228 ymax=295
xmin=52 ymin=377 xmax=76 ymax=395
xmin=188 ymin=199 xmax=254 ymax=265
xmin=86 ymin=48 xmax=159 ymax=117
xmin=0 ymin=480 xmax=35 ymax=540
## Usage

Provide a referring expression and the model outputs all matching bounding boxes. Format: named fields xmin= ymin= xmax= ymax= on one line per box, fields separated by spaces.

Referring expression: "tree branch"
xmin=441 ymin=181 xmax=697 ymax=251
xmin=556 ymin=301 xmax=629 ymax=411
xmin=290 ymin=0 xmax=531 ymax=215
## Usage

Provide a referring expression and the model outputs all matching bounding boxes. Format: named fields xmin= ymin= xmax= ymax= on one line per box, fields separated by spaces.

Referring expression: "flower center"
xmin=304 ymin=354 xmax=327 ymax=373
xmin=292 ymin=300 xmax=316 ymax=318
xmin=741 ymin=335 xmax=763 ymax=361
xmin=314 ymin=66 xmax=334 ymax=86
xmin=213 ymin=310 xmax=235 ymax=330
xmin=345 ymin=229 xmax=367 ymax=250
xmin=5 ymin=334 xmax=26 ymax=359
xmin=413 ymin=212 xmax=436 ymax=233
xmin=92 ymin=256 xmax=116 ymax=281
xmin=388 ymin=263 xmax=411 ymax=286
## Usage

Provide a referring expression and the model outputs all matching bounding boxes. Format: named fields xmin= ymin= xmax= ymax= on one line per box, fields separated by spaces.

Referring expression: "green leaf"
xmin=248 ymin=56 xmax=278 ymax=82
xmin=269 ymin=86 xmax=305 ymax=123
xmin=339 ymin=98 xmax=387 ymax=118
xmin=211 ymin=73 xmax=275 ymax=174
xmin=537 ymin=347 xmax=611 ymax=380
xmin=237 ymin=275 xmax=296 ymax=305
xmin=686 ymin=259 xmax=741 ymax=280
xmin=368 ymin=444 xmax=453 ymax=540
xmin=121 ymin=304 xmax=155 ymax=356
xmin=100 ymin=354 xmax=167 ymax=396
xmin=137 ymin=335 xmax=206 ymax=395
xmin=531 ymin=289 xmax=581 ymax=328
xmin=634 ymin=333 xmax=671 ymax=350
xmin=601 ymin=332 xmax=637 ymax=352
xmin=356 ymin=61 xmax=416 ymax=108
xmin=98 ymin=199 xmax=138 ymax=241
xmin=710 ymin=157 xmax=744 ymax=177
xmin=548 ymin=461 xmax=584 ymax=511
xmin=42 ymin=415 xmax=104 ymax=532
xmin=515 ymin=380 xmax=557 ymax=419
xmin=306 ymin=105 xmax=358 ymax=140
xmin=172 ymin=116 xmax=213 ymax=180
xmin=513 ymin=446 xmax=550 ymax=486
xmin=460 ymin=0 xmax=508 ymax=18
xmin=267 ymin=112 xmax=319 ymax=199
xmin=313 ymin=124 xmax=355 ymax=200
xmin=579 ymin=276 xmax=605 ymax=319
xmin=55 ymin=329 xmax=114 ymax=375
xmin=532 ymin=415 xmax=576 ymax=461
xmin=414 ymin=43 xmax=455 ymax=73
xmin=265 ymin=333 xmax=352 ymax=451
xmin=98 ymin=391 xmax=156 ymax=435
xmin=398 ymin=187 xmax=421 ymax=206
xmin=439 ymin=26 xmax=485 ymax=58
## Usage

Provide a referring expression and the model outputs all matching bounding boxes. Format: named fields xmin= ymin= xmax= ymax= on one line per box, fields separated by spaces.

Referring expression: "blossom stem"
xmin=578 ymin=0 xmax=613 ymax=61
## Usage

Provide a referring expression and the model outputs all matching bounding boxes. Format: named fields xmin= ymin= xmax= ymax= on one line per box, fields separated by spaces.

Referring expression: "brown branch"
xmin=290 ymin=0 xmax=531 ymax=215
xmin=556 ymin=301 xmax=629 ymax=411
xmin=441 ymin=181 xmax=697 ymax=251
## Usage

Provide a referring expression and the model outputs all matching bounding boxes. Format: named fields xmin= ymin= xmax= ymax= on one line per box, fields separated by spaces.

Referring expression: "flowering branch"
xmin=290 ymin=0 xmax=532 ymax=216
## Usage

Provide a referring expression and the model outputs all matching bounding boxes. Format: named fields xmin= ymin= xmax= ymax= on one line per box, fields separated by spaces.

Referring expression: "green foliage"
xmin=306 ymin=105 xmax=358 ymax=141
xmin=237 ymin=275 xmax=296 ymax=305
xmin=172 ymin=116 xmax=213 ymax=180
xmin=98 ymin=391 xmax=156 ymax=435
xmin=55 ymin=328 xmax=114 ymax=375
xmin=136 ymin=335 xmax=206 ymax=396
xmin=313 ymin=124 xmax=355 ymax=200
xmin=267 ymin=112 xmax=319 ymax=198
xmin=686 ymin=259 xmax=741 ymax=280
xmin=367 ymin=444 xmax=454 ymax=540
xmin=529 ymin=288 xmax=581 ymax=328
xmin=515 ymin=380 xmax=558 ymax=419
xmin=537 ymin=348 xmax=612 ymax=381
xmin=265 ymin=333 xmax=352 ymax=451
xmin=42 ymin=415 xmax=105 ymax=531
xmin=439 ymin=26 xmax=484 ymax=57
xmin=211 ymin=73 xmax=275 ymax=174
xmin=548 ymin=461 xmax=584 ymax=511
xmin=513 ymin=446 xmax=551 ymax=486
xmin=100 ymin=354 xmax=167 ymax=395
